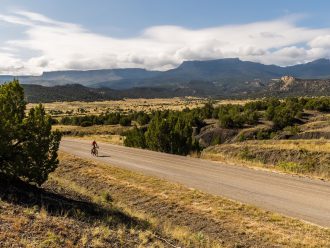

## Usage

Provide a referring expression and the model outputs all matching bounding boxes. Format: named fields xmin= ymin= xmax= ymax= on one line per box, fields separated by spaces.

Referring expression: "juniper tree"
xmin=0 ymin=80 xmax=61 ymax=185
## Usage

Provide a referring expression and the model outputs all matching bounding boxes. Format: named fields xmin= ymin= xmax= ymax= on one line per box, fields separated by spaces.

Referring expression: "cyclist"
xmin=91 ymin=140 xmax=99 ymax=156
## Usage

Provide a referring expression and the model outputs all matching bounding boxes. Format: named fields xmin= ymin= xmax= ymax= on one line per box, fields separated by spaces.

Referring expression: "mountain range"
xmin=2 ymin=58 xmax=330 ymax=90
xmin=3 ymin=58 xmax=330 ymax=102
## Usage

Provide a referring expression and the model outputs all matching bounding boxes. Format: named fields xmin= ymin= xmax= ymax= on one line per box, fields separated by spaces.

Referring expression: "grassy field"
xmin=28 ymin=98 xmax=207 ymax=117
xmin=1 ymin=152 xmax=329 ymax=247
xmin=203 ymin=139 xmax=330 ymax=180
xmin=52 ymin=124 xmax=129 ymax=145
xmin=53 ymin=124 xmax=130 ymax=134
xmin=28 ymin=98 xmax=253 ymax=117
xmin=67 ymin=134 xmax=124 ymax=145
xmin=228 ymin=139 xmax=330 ymax=153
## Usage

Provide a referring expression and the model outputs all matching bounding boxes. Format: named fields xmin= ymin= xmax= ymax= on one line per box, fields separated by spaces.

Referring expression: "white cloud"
xmin=0 ymin=51 xmax=24 ymax=73
xmin=1 ymin=10 xmax=330 ymax=75
xmin=309 ymin=35 xmax=330 ymax=49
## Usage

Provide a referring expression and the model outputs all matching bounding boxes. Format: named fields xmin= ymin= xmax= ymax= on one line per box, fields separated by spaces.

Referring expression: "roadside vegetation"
xmin=2 ymin=152 xmax=329 ymax=247
xmin=199 ymin=98 xmax=330 ymax=179
xmin=203 ymin=140 xmax=330 ymax=179
xmin=52 ymin=95 xmax=330 ymax=178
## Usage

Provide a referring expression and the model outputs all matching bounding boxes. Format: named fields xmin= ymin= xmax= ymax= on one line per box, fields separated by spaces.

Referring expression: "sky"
xmin=1 ymin=0 xmax=330 ymax=75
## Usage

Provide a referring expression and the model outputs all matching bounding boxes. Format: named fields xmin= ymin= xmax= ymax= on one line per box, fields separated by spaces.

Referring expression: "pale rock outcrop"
xmin=280 ymin=76 xmax=295 ymax=91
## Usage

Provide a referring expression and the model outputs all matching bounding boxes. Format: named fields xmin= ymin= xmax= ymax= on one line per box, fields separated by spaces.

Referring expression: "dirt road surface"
xmin=61 ymin=138 xmax=330 ymax=227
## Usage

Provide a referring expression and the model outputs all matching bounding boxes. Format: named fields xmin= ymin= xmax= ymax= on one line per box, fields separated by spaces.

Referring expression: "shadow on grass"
xmin=0 ymin=179 xmax=150 ymax=230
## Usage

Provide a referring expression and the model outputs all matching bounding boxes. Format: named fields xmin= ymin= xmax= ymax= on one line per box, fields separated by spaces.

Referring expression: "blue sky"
xmin=3 ymin=0 xmax=330 ymax=36
xmin=1 ymin=1 xmax=330 ymax=74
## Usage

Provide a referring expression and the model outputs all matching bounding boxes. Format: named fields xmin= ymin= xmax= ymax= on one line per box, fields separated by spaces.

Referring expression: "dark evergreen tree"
xmin=0 ymin=80 xmax=61 ymax=185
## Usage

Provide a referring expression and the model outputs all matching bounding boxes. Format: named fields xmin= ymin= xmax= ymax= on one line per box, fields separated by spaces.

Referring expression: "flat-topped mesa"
xmin=280 ymin=76 xmax=296 ymax=91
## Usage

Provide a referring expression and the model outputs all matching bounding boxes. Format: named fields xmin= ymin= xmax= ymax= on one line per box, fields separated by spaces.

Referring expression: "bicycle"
xmin=91 ymin=146 xmax=99 ymax=157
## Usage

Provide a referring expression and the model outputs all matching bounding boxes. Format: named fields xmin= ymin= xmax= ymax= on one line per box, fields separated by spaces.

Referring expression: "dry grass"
xmin=28 ymin=98 xmax=254 ymax=118
xmin=202 ymin=150 xmax=269 ymax=169
xmin=1 ymin=198 xmax=164 ymax=247
xmin=299 ymin=112 xmax=330 ymax=131
xmin=48 ymin=153 xmax=222 ymax=247
xmin=28 ymin=97 xmax=208 ymax=116
xmin=203 ymin=140 xmax=330 ymax=179
xmin=52 ymin=125 xmax=127 ymax=145
xmin=68 ymin=134 xmax=124 ymax=145
xmin=45 ymin=152 xmax=330 ymax=247
xmin=2 ymin=148 xmax=329 ymax=247
xmin=228 ymin=139 xmax=330 ymax=153
xmin=301 ymin=120 xmax=330 ymax=131
xmin=53 ymin=124 xmax=129 ymax=135
xmin=214 ymin=99 xmax=254 ymax=106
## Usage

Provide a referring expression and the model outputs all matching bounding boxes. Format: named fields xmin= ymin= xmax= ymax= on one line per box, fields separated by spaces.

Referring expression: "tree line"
xmin=59 ymin=111 xmax=150 ymax=127
xmin=124 ymin=97 xmax=330 ymax=154
xmin=124 ymin=110 xmax=204 ymax=155
xmin=59 ymin=96 xmax=330 ymax=130
xmin=214 ymin=97 xmax=330 ymax=130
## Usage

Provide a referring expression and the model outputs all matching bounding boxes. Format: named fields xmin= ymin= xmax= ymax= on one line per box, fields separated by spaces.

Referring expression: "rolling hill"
xmin=22 ymin=84 xmax=207 ymax=103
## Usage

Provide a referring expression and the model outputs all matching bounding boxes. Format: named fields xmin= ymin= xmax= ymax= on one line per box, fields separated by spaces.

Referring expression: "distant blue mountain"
xmin=159 ymin=58 xmax=330 ymax=82
xmin=2 ymin=58 xmax=330 ymax=90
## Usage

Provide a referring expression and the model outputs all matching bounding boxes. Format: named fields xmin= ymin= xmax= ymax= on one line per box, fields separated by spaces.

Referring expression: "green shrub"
xmin=136 ymin=112 xmax=150 ymax=125
xmin=239 ymin=147 xmax=255 ymax=160
xmin=256 ymin=130 xmax=270 ymax=140
xmin=218 ymin=104 xmax=260 ymax=128
xmin=238 ymin=134 xmax=246 ymax=142
xmin=304 ymin=97 xmax=330 ymax=112
xmin=0 ymin=80 xmax=61 ymax=185
xmin=124 ymin=127 xmax=146 ymax=148
xmin=218 ymin=105 xmax=245 ymax=128
xmin=80 ymin=121 xmax=93 ymax=127
xmin=105 ymin=113 xmax=121 ymax=125
xmin=277 ymin=162 xmax=314 ymax=174
xmin=283 ymin=125 xmax=300 ymax=135
xmin=244 ymin=110 xmax=260 ymax=125
xmin=119 ymin=117 xmax=131 ymax=126
xmin=211 ymin=136 xmax=222 ymax=145
xmin=219 ymin=114 xmax=235 ymax=128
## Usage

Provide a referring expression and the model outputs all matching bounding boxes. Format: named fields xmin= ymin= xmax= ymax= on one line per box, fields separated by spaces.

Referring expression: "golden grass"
xmin=49 ymin=155 xmax=221 ymax=247
xmin=53 ymin=124 xmax=127 ymax=145
xmin=68 ymin=134 xmax=124 ymax=145
xmin=52 ymin=124 xmax=129 ymax=135
xmin=28 ymin=97 xmax=208 ymax=116
xmin=202 ymin=151 xmax=270 ymax=170
xmin=28 ymin=98 xmax=255 ymax=118
xmin=214 ymin=99 xmax=254 ymax=106
xmin=0 ymin=187 xmax=176 ymax=247
xmin=203 ymin=139 xmax=330 ymax=180
xmin=231 ymin=139 xmax=330 ymax=153
xmin=47 ymin=152 xmax=330 ymax=247
xmin=0 ymin=199 xmax=118 ymax=247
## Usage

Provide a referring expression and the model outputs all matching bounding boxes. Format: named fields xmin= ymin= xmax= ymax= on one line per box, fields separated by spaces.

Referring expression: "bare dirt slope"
xmin=60 ymin=138 xmax=330 ymax=228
